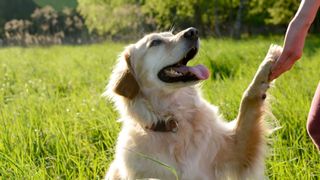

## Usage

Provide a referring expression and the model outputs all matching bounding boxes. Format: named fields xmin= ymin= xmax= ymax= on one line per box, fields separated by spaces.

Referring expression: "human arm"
xmin=269 ymin=0 xmax=320 ymax=81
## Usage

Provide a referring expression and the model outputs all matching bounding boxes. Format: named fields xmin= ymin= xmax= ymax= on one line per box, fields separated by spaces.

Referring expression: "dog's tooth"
xmin=164 ymin=68 xmax=184 ymax=77
xmin=165 ymin=68 xmax=173 ymax=73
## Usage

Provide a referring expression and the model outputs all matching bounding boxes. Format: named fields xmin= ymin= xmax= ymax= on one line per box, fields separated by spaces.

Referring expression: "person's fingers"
xmin=269 ymin=53 xmax=293 ymax=80
xmin=270 ymin=63 xmax=292 ymax=80
xmin=269 ymin=66 xmax=284 ymax=80
xmin=269 ymin=65 xmax=280 ymax=80
xmin=269 ymin=54 xmax=287 ymax=80
xmin=271 ymin=53 xmax=287 ymax=71
xmin=269 ymin=58 xmax=295 ymax=80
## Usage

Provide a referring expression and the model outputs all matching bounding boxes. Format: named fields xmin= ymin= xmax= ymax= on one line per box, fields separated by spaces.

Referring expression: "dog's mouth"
xmin=158 ymin=46 xmax=210 ymax=83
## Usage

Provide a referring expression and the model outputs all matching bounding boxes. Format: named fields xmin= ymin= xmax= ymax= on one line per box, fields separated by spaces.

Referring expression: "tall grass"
xmin=0 ymin=36 xmax=319 ymax=179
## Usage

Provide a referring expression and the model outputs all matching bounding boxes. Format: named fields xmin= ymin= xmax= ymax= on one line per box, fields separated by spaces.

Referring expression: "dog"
xmin=104 ymin=27 xmax=282 ymax=180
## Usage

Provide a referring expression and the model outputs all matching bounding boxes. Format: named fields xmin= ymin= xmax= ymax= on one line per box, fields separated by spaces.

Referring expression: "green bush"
xmin=77 ymin=0 xmax=314 ymax=39
xmin=0 ymin=0 xmax=37 ymax=38
xmin=248 ymin=0 xmax=300 ymax=25
xmin=78 ymin=0 xmax=222 ymax=37
xmin=78 ymin=0 xmax=147 ymax=40
xmin=4 ymin=6 xmax=87 ymax=45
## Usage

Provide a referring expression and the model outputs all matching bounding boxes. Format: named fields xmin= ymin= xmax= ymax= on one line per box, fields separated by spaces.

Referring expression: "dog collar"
xmin=146 ymin=119 xmax=179 ymax=133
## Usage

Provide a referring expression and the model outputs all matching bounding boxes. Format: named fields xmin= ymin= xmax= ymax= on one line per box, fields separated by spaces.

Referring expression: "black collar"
xmin=145 ymin=119 xmax=179 ymax=133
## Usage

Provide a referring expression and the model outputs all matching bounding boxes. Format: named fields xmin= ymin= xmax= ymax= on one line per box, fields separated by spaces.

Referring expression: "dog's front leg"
xmin=233 ymin=45 xmax=282 ymax=174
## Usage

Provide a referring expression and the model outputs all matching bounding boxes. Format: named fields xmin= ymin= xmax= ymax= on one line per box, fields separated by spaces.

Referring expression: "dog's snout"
xmin=183 ymin=27 xmax=198 ymax=40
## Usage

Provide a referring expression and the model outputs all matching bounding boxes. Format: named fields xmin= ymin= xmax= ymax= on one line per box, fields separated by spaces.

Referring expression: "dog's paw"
xmin=247 ymin=44 xmax=282 ymax=99
xmin=255 ymin=44 xmax=282 ymax=84
xmin=246 ymin=80 xmax=270 ymax=100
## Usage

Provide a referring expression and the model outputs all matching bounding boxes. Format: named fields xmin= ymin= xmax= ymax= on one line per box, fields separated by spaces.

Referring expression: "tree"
xmin=0 ymin=0 xmax=37 ymax=38
xmin=233 ymin=0 xmax=247 ymax=39
xmin=248 ymin=0 xmax=300 ymax=26
xmin=213 ymin=0 xmax=221 ymax=37
xmin=78 ymin=0 xmax=146 ymax=39
xmin=33 ymin=0 xmax=78 ymax=12
xmin=76 ymin=0 xmax=307 ymax=39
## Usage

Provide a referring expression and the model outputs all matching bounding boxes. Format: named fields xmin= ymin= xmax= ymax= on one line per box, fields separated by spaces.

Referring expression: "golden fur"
xmin=104 ymin=28 xmax=282 ymax=180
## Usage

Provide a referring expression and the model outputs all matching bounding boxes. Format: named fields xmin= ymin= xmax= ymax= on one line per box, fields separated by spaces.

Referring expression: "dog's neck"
xmin=145 ymin=117 xmax=179 ymax=132
xmin=127 ymin=86 xmax=201 ymax=132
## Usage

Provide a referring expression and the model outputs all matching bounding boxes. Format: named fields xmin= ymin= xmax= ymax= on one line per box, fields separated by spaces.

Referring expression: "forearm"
xmin=293 ymin=0 xmax=320 ymax=26
xmin=283 ymin=0 xmax=320 ymax=56
xmin=269 ymin=0 xmax=320 ymax=80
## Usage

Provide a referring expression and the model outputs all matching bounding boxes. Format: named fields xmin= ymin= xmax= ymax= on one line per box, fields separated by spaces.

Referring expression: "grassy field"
xmin=0 ymin=36 xmax=320 ymax=179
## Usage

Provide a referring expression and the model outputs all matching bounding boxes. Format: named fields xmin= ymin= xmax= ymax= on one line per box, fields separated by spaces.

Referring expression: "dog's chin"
xmin=157 ymin=46 xmax=210 ymax=84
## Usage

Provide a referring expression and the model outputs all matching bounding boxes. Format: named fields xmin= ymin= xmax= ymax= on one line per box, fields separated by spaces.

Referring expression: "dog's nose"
xmin=183 ymin=27 xmax=199 ymax=40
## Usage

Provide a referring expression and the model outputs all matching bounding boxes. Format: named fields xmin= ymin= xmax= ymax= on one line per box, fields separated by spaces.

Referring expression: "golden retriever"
xmin=104 ymin=27 xmax=282 ymax=180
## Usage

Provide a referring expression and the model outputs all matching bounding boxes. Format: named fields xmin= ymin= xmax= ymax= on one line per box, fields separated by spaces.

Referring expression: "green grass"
xmin=0 ymin=36 xmax=320 ymax=179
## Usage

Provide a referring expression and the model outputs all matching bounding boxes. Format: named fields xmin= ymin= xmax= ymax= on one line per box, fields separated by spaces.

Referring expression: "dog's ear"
xmin=114 ymin=52 xmax=140 ymax=99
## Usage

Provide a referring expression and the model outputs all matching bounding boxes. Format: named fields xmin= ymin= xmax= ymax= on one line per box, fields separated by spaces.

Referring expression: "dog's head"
xmin=108 ymin=27 xmax=210 ymax=99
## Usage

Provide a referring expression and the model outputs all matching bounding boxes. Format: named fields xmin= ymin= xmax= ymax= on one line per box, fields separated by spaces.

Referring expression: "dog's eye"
xmin=149 ymin=39 xmax=162 ymax=47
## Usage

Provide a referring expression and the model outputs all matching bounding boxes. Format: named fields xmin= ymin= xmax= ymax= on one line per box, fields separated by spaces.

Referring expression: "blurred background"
xmin=0 ymin=0 xmax=319 ymax=46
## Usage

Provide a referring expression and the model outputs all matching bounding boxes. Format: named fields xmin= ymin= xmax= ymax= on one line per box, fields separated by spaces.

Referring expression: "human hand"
xmin=269 ymin=0 xmax=320 ymax=81
xmin=269 ymin=44 xmax=302 ymax=81
xmin=269 ymin=20 xmax=307 ymax=81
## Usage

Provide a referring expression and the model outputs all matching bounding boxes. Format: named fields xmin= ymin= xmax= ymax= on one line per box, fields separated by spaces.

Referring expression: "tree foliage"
xmin=1 ymin=0 xmax=317 ymax=40
xmin=4 ymin=6 xmax=86 ymax=45
xmin=77 ymin=0 xmax=241 ymax=37
xmin=77 ymin=0 xmax=146 ymax=39
xmin=0 ymin=0 xmax=80 ymax=38
xmin=77 ymin=0 xmax=307 ymax=39
xmin=248 ymin=0 xmax=300 ymax=25
xmin=33 ymin=0 xmax=78 ymax=12
xmin=0 ymin=0 xmax=37 ymax=36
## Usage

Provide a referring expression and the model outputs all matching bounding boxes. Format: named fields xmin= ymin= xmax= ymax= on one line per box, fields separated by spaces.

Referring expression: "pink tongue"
xmin=188 ymin=64 xmax=210 ymax=80
xmin=175 ymin=64 xmax=210 ymax=80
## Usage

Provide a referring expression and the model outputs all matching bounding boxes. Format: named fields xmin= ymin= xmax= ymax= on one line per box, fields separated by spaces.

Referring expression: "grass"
xmin=0 ymin=36 xmax=319 ymax=179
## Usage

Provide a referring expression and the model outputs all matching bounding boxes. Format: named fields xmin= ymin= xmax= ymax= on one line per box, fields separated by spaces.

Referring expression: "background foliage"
xmin=1 ymin=0 xmax=319 ymax=42
xmin=4 ymin=6 xmax=86 ymax=46
xmin=77 ymin=0 xmax=306 ymax=39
